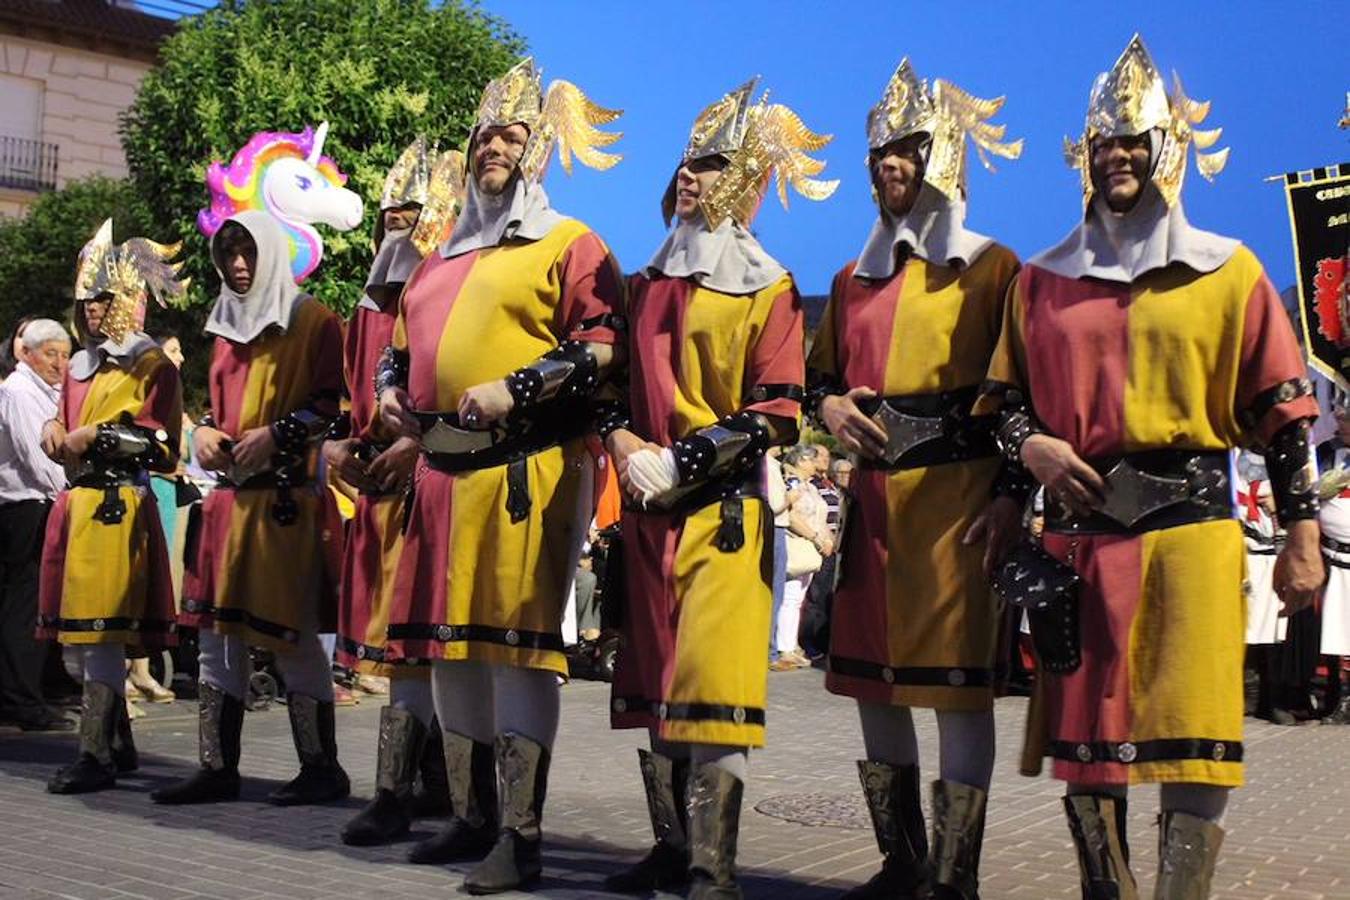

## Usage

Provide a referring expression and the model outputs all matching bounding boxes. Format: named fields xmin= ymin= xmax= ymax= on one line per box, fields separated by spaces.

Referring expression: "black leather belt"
xmin=74 ymin=467 xmax=141 ymax=525
xmin=856 ymin=385 xmax=998 ymax=471
xmin=1045 ymin=449 xmax=1232 ymax=535
xmin=216 ymin=468 xmax=309 ymax=526
xmin=417 ymin=407 xmax=587 ymax=524
xmin=625 ymin=469 xmax=764 ymax=553
xmin=1321 ymin=535 xmax=1350 ymax=554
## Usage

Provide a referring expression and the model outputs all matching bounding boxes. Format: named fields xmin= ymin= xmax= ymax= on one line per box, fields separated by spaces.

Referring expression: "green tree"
xmin=121 ymin=0 xmax=524 ymax=317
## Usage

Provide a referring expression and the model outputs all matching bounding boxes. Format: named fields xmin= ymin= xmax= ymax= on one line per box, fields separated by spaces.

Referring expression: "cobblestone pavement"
xmin=1 ymin=668 xmax=1346 ymax=899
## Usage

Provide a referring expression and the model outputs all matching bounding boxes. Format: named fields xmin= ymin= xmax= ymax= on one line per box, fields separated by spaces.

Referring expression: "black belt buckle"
xmin=1093 ymin=455 xmax=1230 ymax=529
xmin=1094 ymin=458 xmax=1191 ymax=529
xmin=414 ymin=411 xmax=499 ymax=456
xmin=872 ymin=402 xmax=945 ymax=465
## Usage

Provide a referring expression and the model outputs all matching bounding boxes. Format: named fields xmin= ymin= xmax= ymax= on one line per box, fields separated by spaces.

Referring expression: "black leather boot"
xmin=112 ymin=693 xmax=138 ymax=773
xmin=604 ymin=749 xmax=691 ymax=892
xmin=407 ymin=730 xmax=498 ymax=864
xmin=843 ymin=761 xmax=929 ymax=899
xmin=1064 ymin=793 xmax=1139 ymax=899
xmin=151 ymin=682 xmax=245 ymax=804
xmin=48 ymin=681 xmax=119 ymax=794
xmin=1154 ymin=811 xmax=1223 ymax=900
xmin=341 ymin=706 xmax=426 ymax=845
xmin=463 ymin=732 xmax=550 ymax=895
xmin=410 ymin=718 xmax=452 ymax=816
xmin=686 ymin=762 xmax=744 ymax=900
xmin=928 ymin=780 xmax=987 ymax=900
xmin=267 ymin=694 xmax=350 ymax=806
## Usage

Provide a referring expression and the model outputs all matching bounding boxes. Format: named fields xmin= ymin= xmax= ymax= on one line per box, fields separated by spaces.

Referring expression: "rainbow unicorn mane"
xmin=198 ymin=125 xmax=351 ymax=283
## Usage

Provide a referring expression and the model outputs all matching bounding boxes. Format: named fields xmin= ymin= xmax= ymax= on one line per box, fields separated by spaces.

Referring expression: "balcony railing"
xmin=0 ymin=136 xmax=59 ymax=192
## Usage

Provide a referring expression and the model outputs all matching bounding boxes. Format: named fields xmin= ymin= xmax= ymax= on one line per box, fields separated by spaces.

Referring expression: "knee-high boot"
xmin=844 ymin=761 xmax=929 ymax=899
xmin=604 ymin=749 xmax=691 ymax=892
xmin=150 ymin=682 xmax=244 ymax=804
xmin=1064 ymin=793 xmax=1139 ymax=899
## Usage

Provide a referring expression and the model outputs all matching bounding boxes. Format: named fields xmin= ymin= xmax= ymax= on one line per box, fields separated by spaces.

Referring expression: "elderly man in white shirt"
xmin=0 ymin=318 xmax=72 ymax=731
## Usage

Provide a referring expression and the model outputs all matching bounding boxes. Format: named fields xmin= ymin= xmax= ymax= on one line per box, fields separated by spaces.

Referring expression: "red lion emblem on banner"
xmin=1314 ymin=254 xmax=1348 ymax=346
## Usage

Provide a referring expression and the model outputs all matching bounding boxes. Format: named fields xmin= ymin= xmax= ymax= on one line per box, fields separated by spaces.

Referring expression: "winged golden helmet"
xmin=473 ymin=57 xmax=623 ymax=185
xmin=662 ymin=76 xmax=840 ymax=231
xmin=380 ymin=135 xmax=434 ymax=210
xmin=73 ymin=218 xmax=188 ymax=345
xmin=1064 ymin=34 xmax=1230 ymax=210
xmin=375 ymin=136 xmax=467 ymax=254
xmin=409 ymin=148 xmax=467 ymax=257
xmin=866 ymin=58 xmax=1023 ymax=201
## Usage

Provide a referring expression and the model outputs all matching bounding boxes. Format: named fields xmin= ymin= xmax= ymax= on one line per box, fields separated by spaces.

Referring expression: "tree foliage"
xmin=0 ymin=176 xmax=153 ymax=329
xmin=121 ymin=0 xmax=524 ymax=317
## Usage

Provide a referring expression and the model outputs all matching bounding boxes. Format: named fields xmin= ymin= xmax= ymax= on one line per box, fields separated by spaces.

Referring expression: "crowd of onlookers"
xmin=766 ymin=442 xmax=851 ymax=671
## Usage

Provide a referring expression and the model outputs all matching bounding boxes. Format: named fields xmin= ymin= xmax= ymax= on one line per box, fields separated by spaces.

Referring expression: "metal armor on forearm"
xmin=1267 ymin=418 xmax=1319 ymax=523
xmin=672 ymin=411 xmax=772 ymax=486
xmin=373 ymin=346 xmax=409 ymax=399
xmin=505 ymin=340 xmax=600 ymax=410
xmin=592 ymin=398 xmax=631 ymax=440
xmin=91 ymin=422 xmax=165 ymax=466
xmin=271 ymin=408 xmax=330 ymax=456
xmin=803 ymin=369 xmax=845 ymax=428
xmin=324 ymin=411 xmax=352 ymax=442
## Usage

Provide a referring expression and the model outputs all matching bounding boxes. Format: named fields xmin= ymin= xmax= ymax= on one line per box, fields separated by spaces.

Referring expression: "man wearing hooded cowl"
xmin=976 ymin=35 xmax=1323 ymax=898
xmin=376 ymin=58 xmax=625 ymax=894
xmin=39 ymin=219 xmax=186 ymax=795
xmin=601 ymin=77 xmax=827 ymax=900
xmin=152 ymin=209 xmax=349 ymax=808
xmin=332 ymin=138 xmax=462 ymax=846
xmin=806 ymin=60 xmax=1026 ymax=900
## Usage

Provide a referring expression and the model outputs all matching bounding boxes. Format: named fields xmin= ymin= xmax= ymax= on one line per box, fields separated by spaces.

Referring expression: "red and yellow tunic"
xmin=182 ymin=297 xmax=344 ymax=651
xmin=809 ymin=247 xmax=1020 ymax=711
xmin=335 ymin=299 xmax=410 ymax=674
xmin=384 ymin=219 xmax=622 ymax=675
xmin=610 ymin=272 xmax=804 ymax=748
xmin=38 ymin=347 xmax=182 ymax=647
xmin=980 ymin=246 xmax=1317 ymax=786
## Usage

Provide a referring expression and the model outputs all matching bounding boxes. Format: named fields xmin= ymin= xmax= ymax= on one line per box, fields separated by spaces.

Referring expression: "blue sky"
xmin=478 ymin=0 xmax=1349 ymax=294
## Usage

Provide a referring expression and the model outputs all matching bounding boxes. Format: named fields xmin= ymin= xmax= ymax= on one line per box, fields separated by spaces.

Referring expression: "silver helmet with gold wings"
xmin=472 ymin=57 xmax=623 ymax=185
xmin=662 ymin=76 xmax=839 ymax=230
xmin=73 ymin=218 xmax=188 ymax=345
xmin=865 ymin=58 xmax=1023 ymax=201
xmin=1064 ymin=34 xmax=1230 ymax=210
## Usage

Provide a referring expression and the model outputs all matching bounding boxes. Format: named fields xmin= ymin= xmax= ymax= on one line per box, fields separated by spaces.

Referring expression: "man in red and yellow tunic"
xmin=331 ymin=138 xmax=464 ymax=846
xmin=806 ymin=60 xmax=1025 ymax=900
xmin=153 ymin=209 xmax=350 ymax=808
xmin=977 ymin=35 xmax=1324 ymax=897
xmin=601 ymin=78 xmax=828 ymax=899
xmin=376 ymin=58 xmax=625 ymax=894
xmin=39 ymin=219 xmax=185 ymax=795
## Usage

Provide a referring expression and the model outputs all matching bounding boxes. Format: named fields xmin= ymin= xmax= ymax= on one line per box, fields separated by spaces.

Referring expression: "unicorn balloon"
xmin=198 ymin=122 xmax=364 ymax=283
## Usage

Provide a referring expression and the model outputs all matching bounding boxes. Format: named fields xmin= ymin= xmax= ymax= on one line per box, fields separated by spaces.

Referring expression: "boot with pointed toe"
xmin=463 ymin=732 xmax=550 ymax=895
xmin=604 ymin=749 xmax=691 ymax=893
xmin=407 ymin=730 xmax=498 ymax=864
xmin=268 ymin=694 xmax=350 ymax=806
xmin=47 ymin=681 xmax=119 ymax=795
xmin=151 ymin=682 xmax=244 ymax=805
xmin=341 ymin=706 xmax=425 ymax=845
xmin=843 ymin=761 xmax=929 ymax=899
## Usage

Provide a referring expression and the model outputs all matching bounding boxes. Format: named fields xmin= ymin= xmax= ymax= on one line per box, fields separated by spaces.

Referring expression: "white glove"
xmin=627 ymin=447 xmax=680 ymax=504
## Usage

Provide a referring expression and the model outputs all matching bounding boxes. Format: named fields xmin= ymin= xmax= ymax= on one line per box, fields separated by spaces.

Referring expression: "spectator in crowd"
xmin=0 ymin=319 xmax=73 ymax=731
xmin=800 ymin=445 xmax=844 ymax=659
xmin=773 ymin=444 xmax=832 ymax=670
xmin=766 ymin=447 xmax=790 ymax=665
xmin=830 ymin=457 xmax=853 ymax=493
